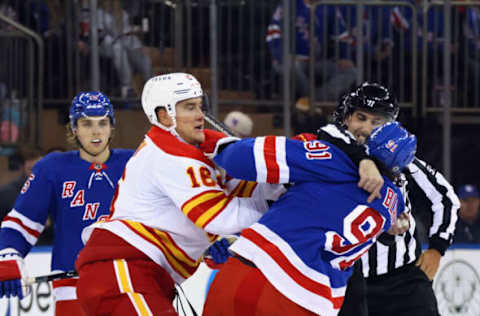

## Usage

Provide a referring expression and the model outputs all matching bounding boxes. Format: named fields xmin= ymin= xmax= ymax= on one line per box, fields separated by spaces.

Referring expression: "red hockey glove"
xmin=200 ymin=129 xmax=227 ymax=153
xmin=200 ymin=129 xmax=239 ymax=158
xmin=0 ymin=248 xmax=30 ymax=299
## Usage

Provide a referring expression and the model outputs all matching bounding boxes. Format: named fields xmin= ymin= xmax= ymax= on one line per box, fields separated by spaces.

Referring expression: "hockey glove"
xmin=0 ymin=248 xmax=30 ymax=299
xmin=200 ymin=129 xmax=239 ymax=159
xmin=204 ymin=237 xmax=237 ymax=270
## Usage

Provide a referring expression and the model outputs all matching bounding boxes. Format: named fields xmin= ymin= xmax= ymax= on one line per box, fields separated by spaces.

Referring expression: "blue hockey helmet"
xmin=367 ymin=121 xmax=417 ymax=174
xmin=69 ymin=91 xmax=115 ymax=128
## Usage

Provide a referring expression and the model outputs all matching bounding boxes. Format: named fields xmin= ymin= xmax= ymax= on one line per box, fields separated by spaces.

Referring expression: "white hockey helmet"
xmin=141 ymin=73 xmax=203 ymax=132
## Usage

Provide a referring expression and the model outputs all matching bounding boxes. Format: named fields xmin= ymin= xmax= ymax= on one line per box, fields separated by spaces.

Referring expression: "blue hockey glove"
xmin=204 ymin=237 xmax=238 ymax=270
xmin=0 ymin=248 xmax=30 ymax=299
xmin=207 ymin=238 xmax=232 ymax=264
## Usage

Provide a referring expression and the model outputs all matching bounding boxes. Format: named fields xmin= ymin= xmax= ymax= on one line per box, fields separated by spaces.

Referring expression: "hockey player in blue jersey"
xmin=0 ymin=91 xmax=133 ymax=316
xmin=202 ymin=121 xmax=416 ymax=316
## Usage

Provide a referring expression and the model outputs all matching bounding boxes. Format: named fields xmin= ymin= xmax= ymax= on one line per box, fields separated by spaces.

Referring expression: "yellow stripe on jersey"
xmin=114 ymin=259 xmax=133 ymax=293
xmin=195 ymin=196 xmax=230 ymax=227
xmin=183 ymin=191 xmax=225 ymax=216
xmin=234 ymin=180 xmax=257 ymax=197
xmin=152 ymin=228 xmax=198 ymax=267
xmin=227 ymin=180 xmax=256 ymax=198
xmin=231 ymin=181 xmax=246 ymax=196
xmin=239 ymin=181 xmax=257 ymax=197
xmin=125 ymin=221 xmax=196 ymax=278
xmin=113 ymin=260 xmax=152 ymax=315
xmin=127 ymin=293 xmax=153 ymax=316
xmin=182 ymin=182 xmax=257 ymax=229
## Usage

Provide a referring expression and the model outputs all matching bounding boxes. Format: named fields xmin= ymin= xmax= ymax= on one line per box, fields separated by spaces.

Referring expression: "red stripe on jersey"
xmin=147 ymin=126 xmax=214 ymax=168
xmin=3 ymin=216 xmax=41 ymax=238
xmin=186 ymin=193 xmax=228 ymax=224
xmin=241 ymin=182 xmax=258 ymax=198
xmin=242 ymin=228 xmax=344 ymax=309
xmin=108 ymin=185 xmax=121 ymax=217
xmin=199 ymin=195 xmax=234 ymax=229
xmin=52 ymin=277 xmax=78 ymax=288
xmin=231 ymin=180 xmax=247 ymax=197
xmin=264 ymin=136 xmax=280 ymax=183
xmin=109 ymin=168 xmax=125 ymax=217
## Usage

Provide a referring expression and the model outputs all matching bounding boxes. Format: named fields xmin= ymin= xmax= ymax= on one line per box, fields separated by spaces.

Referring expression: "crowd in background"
xmin=1 ymin=0 xmax=480 ymax=105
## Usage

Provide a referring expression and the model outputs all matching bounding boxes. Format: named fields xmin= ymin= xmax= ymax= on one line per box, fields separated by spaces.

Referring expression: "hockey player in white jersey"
xmin=74 ymin=73 xmax=285 ymax=316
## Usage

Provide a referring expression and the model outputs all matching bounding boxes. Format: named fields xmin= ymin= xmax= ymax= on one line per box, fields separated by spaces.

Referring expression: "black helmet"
xmin=332 ymin=82 xmax=399 ymax=126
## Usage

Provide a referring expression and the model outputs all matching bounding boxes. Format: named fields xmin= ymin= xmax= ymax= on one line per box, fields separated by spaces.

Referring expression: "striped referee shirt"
xmin=315 ymin=124 xmax=460 ymax=277
xmin=361 ymin=158 xmax=460 ymax=278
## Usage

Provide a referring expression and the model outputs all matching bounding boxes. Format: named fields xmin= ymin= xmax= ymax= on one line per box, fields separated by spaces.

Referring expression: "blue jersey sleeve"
xmin=214 ymin=136 xmax=360 ymax=184
xmin=0 ymin=155 xmax=55 ymax=256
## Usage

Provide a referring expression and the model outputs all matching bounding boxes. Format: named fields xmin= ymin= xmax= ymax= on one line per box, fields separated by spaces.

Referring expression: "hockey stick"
xmin=24 ymin=270 xmax=78 ymax=285
xmin=204 ymin=112 xmax=234 ymax=137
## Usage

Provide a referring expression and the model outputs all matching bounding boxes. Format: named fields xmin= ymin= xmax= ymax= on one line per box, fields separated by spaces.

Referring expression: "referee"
xmin=332 ymin=82 xmax=460 ymax=316
xmin=362 ymin=157 xmax=459 ymax=316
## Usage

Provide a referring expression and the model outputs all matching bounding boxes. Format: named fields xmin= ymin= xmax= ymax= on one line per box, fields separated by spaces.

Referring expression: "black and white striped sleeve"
xmin=406 ymin=157 xmax=460 ymax=255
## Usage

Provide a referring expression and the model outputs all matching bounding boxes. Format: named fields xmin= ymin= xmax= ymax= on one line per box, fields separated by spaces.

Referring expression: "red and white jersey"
xmin=82 ymin=127 xmax=282 ymax=283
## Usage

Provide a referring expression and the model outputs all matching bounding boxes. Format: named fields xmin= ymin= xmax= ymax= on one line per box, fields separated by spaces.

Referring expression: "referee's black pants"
xmin=338 ymin=261 xmax=367 ymax=316
xmin=366 ymin=262 xmax=440 ymax=316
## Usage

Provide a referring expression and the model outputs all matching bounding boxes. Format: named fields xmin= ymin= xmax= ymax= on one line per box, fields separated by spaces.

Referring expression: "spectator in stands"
xmin=223 ymin=111 xmax=254 ymax=137
xmin=95 ymin=0 xmax=152 ymax=98
xmin=266 ymin=0 xmax=357 ymax=104
xmin=454 ymin=184 xmax=480 ymax=244
xmin=0 ymin=146 xmax=43 ymax=220
xmin=0 ymin=0 xmax=17 ymax=31
xmin=386 ymin=0 xmax=454 ymax=105
xmin=0 ymin=0 xmax=18 ymax=110
xmin=18 ymin=0 xmax=50 ymax=35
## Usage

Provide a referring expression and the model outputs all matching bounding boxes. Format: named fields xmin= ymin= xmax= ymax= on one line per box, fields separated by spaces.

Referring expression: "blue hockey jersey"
xmin=0 ymin=149 xmax=133 ymax=273
xmin=214 ymin=136 xmax=404 ymax=315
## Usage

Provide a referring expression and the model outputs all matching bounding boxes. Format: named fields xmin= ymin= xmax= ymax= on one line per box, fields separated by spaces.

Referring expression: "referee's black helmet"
xmin=333 ymin=82 xmax=399 ymax=126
